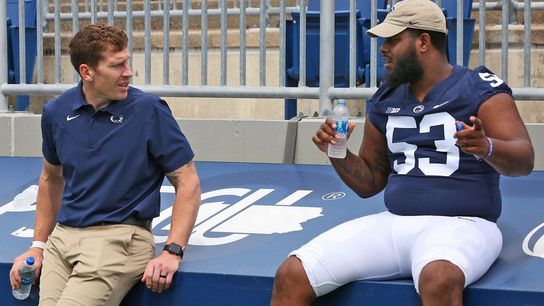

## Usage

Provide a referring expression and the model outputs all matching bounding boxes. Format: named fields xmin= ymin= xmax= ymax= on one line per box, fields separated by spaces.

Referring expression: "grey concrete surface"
xmin=2 ymin=113 xmax=542 ymax=171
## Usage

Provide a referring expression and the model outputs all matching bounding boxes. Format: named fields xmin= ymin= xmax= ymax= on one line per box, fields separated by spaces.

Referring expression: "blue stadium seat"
xmin=357 ymin=8 xmax=389 ymax=88
xmin=445 ymin=17 xmax=475 ymax=67
xmin=286 ymin=10 xmax=365 ymax=88
xmin=284 ymin=0 xmax=387 ymax=119
xmin=5 ymin=0 xmax=38 ymax=111
xmin=441 ymin=0 xmax=475 ymax=67
xmin=6 ymin=0 xmax=37 ymax=27
xmin=6 ymin=18 xmax=15 ymax=84
xmin=440 ymin=0 xmax=474 ymax=19
xmin=308 ymin=0 xmax=386 ymax=12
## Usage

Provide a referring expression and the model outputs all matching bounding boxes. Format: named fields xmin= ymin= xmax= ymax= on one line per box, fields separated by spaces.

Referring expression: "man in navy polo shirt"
xmin=9 ymin=24 xmax=201 ymax=305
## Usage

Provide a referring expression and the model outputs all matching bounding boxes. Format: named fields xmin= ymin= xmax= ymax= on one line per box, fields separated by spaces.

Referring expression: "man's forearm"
xmin=330 ymin=149 xmax=388 ymax=198
xmin=165 ymin=161 xmax=201 ymax=248
xmin=33 ymin=169 xmax=64 ymax=242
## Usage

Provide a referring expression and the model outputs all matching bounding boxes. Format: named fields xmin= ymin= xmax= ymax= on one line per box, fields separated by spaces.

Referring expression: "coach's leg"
xmin=39 ymin=225 xmax=73 ymax=306
xmin=56 ymin=225 xmax=155 ymax=306
xmin=418 ymin=260 xmax=464 ymax=306
xmin=271 ymin=256 xmax=315 ymax=306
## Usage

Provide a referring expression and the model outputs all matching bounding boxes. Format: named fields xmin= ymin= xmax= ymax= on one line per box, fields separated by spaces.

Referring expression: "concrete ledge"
xmin=179 ymin=118 xmax=297 ymax=163
xmin=294 ymin=117 xmax=365 ymax=165
xmin=0 ymin=113 xmax=41 ymax=157
xmin=1 ymin=114 xmax=544 ymax=171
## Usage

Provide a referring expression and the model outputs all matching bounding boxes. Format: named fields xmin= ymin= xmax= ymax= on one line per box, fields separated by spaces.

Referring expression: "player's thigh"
xmin=290 ymin=211 xmax=403 ymax=297
xmin=57 ymin=225 xmax=155 ymax=306
xmin=411 ymin=216 xmax=502 ymax=291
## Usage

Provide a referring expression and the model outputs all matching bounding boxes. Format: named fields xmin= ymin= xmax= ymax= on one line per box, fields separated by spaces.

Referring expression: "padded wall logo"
xmin=0 ymin=185 xmax=38 ymax=238
xmin=1 ymin=185 xmax=326 ymax=246
xmin=156 ymin=186 xmax=323 ymax=245
xmin=522 ymin=222 xmax=544 ymax=258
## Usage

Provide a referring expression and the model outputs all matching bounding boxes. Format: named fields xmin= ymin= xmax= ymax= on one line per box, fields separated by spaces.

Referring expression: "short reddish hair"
xmin=69 ymin=24 xmax=128 ymax=74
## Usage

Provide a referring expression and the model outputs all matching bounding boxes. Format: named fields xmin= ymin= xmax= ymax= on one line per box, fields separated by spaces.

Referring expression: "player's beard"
xmin=386 ymin=44 xmax=423 ymax=88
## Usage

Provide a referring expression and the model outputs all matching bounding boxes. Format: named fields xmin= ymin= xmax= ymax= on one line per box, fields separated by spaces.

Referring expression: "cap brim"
xmin=367 ymin=22 xmax=407 ymax=38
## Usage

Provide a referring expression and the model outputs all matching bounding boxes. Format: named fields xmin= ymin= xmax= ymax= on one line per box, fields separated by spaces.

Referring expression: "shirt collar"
xmin=71 ymin=81 xmax=128 ymax=114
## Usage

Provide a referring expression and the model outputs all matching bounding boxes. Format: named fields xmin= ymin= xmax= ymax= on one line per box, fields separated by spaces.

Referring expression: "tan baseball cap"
xmin=367 ymin=0 xmax=447 ymax=38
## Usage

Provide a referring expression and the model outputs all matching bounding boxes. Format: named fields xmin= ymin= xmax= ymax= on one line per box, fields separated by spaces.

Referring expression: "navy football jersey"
xmin=368 ymin=65 xmax=512 ymax=222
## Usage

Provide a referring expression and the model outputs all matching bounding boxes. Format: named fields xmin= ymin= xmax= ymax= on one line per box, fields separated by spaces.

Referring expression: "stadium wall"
xmin=0 ymin=113 xmax=542 ymax=170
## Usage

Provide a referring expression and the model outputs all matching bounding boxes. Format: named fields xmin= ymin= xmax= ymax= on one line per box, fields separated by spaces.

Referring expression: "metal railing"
xmin=1 ymin=0 xmax=543 ymax=116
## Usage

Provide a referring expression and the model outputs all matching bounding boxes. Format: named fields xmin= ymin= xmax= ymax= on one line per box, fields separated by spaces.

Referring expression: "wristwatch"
xmin=163 ymin=243 xmax=184 ymax=258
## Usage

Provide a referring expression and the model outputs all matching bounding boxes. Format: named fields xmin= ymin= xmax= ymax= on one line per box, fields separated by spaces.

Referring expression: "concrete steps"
xmin=44 ymin=0 xmax=296 ymax=32
xmin=25 ymin=0 xmax=544 ymax=123
xmin=42 ymin=0 xmax=293 ymax=53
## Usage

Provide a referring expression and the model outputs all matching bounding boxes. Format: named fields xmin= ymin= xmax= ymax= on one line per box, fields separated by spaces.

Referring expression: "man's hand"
xmin=9 ymin=249 xmax=44 ymax=290
xmin=455 ymin=116 xmax=490 ymax=159
xmin=312 ymin=118 xmax=357 ymax=153
xmin=141 ymin=252 xmax=181 ymax=293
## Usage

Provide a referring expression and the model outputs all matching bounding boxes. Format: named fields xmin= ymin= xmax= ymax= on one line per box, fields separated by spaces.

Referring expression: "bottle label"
xmin=21 ymin=277 xmax=33 ymax=286
xmin=335 ymin=120 xmax=348 ymax=135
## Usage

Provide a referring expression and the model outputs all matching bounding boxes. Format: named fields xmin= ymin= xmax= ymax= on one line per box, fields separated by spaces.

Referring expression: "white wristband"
xmin=31 ymin=240 xmax=47 ymax=250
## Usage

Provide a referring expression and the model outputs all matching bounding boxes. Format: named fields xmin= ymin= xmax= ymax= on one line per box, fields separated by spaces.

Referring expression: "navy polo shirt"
xmin=41 ymin=82 xmax=194 ymax=227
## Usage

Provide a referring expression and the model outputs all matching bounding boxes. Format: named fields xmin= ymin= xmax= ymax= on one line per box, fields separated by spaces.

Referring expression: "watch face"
xmin=165 ymin=243 xmax=183 ymax=255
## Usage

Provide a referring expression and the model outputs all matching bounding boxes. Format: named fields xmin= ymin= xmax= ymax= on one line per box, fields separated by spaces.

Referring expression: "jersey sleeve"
xmin=469 ymin=66 xmax=513 ymax=108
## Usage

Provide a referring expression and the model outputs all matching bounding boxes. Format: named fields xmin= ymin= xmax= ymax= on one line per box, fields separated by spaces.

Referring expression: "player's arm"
xmin=313 ymin=118 xmax=390 ymax=198
xmin=141 ymin=160 xmax=200 ymax=293
xmin=10 ymin=159 xmax=64 ymax=289
xmin=456 ymin=92 xmax=534 ymax=176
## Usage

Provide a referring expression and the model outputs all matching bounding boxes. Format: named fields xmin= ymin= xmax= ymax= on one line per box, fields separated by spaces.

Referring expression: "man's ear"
xmin=417 ymin=32 xmax=432 ymax=52
xmin=79 ymin=64 xmax=94 ymax=81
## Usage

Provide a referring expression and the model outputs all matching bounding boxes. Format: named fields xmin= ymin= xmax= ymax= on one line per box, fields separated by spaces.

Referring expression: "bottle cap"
xmin=26 ymin=256 xmax=35 ymax=265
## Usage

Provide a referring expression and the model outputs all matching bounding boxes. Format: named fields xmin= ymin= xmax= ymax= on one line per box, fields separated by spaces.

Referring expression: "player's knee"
xmin=272 ymin=256 xmax=314 ymax=301
xmin=274 ymin=256 xmax=305 ymax=288
xmin=418 ymin=260 xmax=464 ymax=296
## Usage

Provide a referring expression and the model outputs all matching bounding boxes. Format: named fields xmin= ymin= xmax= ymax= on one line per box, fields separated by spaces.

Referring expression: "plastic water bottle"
xmin=12 ymin=256 xmax=36 ymax=300
xmin=328 ymin=100 xmax=350 ymax=159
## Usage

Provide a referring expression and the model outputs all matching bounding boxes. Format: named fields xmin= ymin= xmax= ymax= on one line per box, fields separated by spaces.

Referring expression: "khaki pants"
xmin=39 ymin=224 xmax=156 ymax=306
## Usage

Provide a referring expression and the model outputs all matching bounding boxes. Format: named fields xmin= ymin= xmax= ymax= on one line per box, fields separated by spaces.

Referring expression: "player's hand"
xmin=454 ymin=116 xmax=490 ymax=159
xmin=10 ymin=249 xmax=44 ymax=289
xmin=312 ymin=118 xmax=357 ymax=153
xmin=141 ymin=252 xmax=181 ymax=293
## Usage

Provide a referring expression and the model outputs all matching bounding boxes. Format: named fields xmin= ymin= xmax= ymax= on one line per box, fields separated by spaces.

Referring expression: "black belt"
xmin=94 ymin=216 xmax=152 ymax=231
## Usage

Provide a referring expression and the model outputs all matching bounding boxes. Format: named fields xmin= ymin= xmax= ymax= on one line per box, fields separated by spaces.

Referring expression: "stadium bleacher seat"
xmin=357 ymin=8 xmax=388 ymax=88
xmin=284 ymin=0 xmax=475 ymax=118
xmin=6 ymin=18 xmax=15 ymax=84
xmin=442 ymin=0 xmax=475 ymax=67
xmin=441 ymin=0 xmax=474 ymax=19
xmin=5 ymin=0 xmax=37 ymax=111
xmin=446 ymin=17 xmax=475 ymax=67
xmin=284 ymin=0 xmax=387 ymax=119
xmin=286 ymin=10 xmax=365 ymax=88
xmin=6 ymin=0 xmax=37 ymax=27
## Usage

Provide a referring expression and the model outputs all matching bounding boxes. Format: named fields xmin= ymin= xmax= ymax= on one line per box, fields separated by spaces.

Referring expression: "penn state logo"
xmin=110 ymin=115 xmax=124 ymax=124
xmin=523 ymin=222 xmax=544 ymax=258
xmin=413 ymin=105 xmax=425 ymax=113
